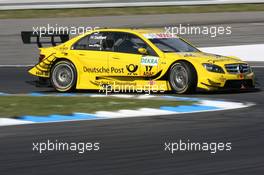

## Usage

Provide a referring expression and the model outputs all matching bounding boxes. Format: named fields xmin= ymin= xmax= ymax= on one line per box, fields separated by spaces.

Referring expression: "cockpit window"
xmin=73 ymin=32 xmax=106 ymax=51
xmin=145 ymin=33 xmax=199 ymax=53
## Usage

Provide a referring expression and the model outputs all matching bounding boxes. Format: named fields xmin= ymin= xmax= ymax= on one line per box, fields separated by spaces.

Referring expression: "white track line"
xmin=0 ymin=118 xmax=34 ymax=126
xmin=110 ymin=95 xmax=135 ymax=98
xmin=0 ymin=99 xmax=254 ymax=126
xmin=139 ymin=108 xmax=179 ymax=115
xmin=199 ymin=100 xmax=254 ymax=110
xmin=95 ymin=111 xmax=128 ymax=118
xmin=137 ymin=95 xmax=156 ymax=99
xmin=95 ymin=107 xmax=179 ymax=118
xmin=115 ymin=109 xmax=152 ymax=117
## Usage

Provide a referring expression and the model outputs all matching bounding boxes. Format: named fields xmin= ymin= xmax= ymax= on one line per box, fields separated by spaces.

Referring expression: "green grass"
xmin=0 ymin=3 xmax=263 ymax=19
xmin=0 ymin=96 xmax=194 ymax=118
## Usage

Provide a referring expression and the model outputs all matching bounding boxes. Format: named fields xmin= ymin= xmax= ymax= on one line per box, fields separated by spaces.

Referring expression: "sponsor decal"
xmin=184 ymin=53 xmax=195 ymax=57
xmin=83 ymin=66 xmax=124 ymax=74
xmin=143 ymin=72 xmax=155 ymax=76
xmin=93 ymin=80 xmax=137 ymax=87
xmin=111 ymin=67 xmax=124 ymax=74
xmin=83 ymin=66 xmax=109 ymax=73
xmin=90 ymin=35 xmax=107 ymax=40
xmin=204 ymin=53 xmax=238 ymax=62
xmin=88 ymin=44 xmax=101 ymax=48
xmin=144 ymin=66 xmax=154 ymax=77
xmin=145 ymin=66 xmax=153 ymax=72
xmin=36 ymin=71 xmax=48 ymax=76
xmin=126 ymin=64 xmax=138 ymax=75
xmin=141 ymin=56 xmax=159 ymax=66
xmin=143 ymin=33 xmax=178 ymax=39
xmin=114 ymin=81 xmax=137 ymax=86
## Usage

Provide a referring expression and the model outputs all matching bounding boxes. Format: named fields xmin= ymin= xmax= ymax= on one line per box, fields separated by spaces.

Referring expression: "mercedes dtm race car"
xmin=22 ymin=29 xmax=255 ymax=94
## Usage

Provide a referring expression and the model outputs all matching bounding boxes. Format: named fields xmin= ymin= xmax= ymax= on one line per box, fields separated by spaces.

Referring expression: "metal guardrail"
xmin=0 ymin=0 xmax=264 ymax=10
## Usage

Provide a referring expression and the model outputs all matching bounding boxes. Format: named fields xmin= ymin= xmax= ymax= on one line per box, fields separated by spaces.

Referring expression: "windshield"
xmin=146 ymin=34 xmax=199 ymax=53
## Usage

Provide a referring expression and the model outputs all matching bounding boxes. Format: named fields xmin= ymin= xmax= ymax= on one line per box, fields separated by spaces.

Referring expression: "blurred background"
xmin=0 ymin=1 xmax=264 ymax=174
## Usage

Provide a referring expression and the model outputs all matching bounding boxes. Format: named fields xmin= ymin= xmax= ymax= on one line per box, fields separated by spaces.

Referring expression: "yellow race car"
xmin=21 ymin=29 xmax=255 ymax=94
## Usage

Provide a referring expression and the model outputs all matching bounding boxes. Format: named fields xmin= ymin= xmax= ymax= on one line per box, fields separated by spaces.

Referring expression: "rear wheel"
xmin=169 ymin=61 xmax=197 ymax=94
xmin=51 ymin=60 xmax=77 ymax=92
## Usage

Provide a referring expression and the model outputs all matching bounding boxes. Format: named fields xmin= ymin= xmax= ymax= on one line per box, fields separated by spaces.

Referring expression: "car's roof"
xmin=92 ymin=28 xmax=164 ymax=35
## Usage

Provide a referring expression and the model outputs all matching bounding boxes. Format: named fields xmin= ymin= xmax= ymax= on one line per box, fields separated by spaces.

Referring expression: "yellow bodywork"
xmin=29 ymin=29 xmax=255 ymax=92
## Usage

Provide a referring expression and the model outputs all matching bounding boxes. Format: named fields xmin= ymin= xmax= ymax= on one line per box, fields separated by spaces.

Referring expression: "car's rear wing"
xmin=21 ymin=31 xmax=69 ymax=48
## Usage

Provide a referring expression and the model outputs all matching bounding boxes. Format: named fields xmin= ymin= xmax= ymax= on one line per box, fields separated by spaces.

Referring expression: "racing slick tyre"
xmin=169 ymin=61 xmax=197 ymax=94
xmin=51 ymin=60 xmax=77 ymax=92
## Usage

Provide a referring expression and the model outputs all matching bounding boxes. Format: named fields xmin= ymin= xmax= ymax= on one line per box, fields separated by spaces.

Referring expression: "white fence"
xmin=0 ymin=0 xmax=264 ymax=10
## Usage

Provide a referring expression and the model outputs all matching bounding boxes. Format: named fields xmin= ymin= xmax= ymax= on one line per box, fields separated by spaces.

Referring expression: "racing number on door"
xmin=141 ymin=56 xmax=159 ymax=77
xmin=145 ymin=66 xmax=153 ymax=72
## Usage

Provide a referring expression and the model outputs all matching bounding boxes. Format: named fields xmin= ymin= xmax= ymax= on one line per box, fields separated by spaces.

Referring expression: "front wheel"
xmin=169 ymin=61 xmax=197 ymax=94
xmin=50 ymin=60 xmax=77 ymax=92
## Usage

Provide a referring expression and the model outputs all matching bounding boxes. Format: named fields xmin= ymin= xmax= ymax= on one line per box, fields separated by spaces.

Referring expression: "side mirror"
xmin=138 ymin=48 xmax=148 ymax=55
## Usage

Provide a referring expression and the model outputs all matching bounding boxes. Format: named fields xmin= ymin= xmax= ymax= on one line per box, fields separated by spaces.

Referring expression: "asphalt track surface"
xmin=0 ymin=12 xmax=264 ymax=175
xmin=0 ymin=67 xmax=263 ymax=175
